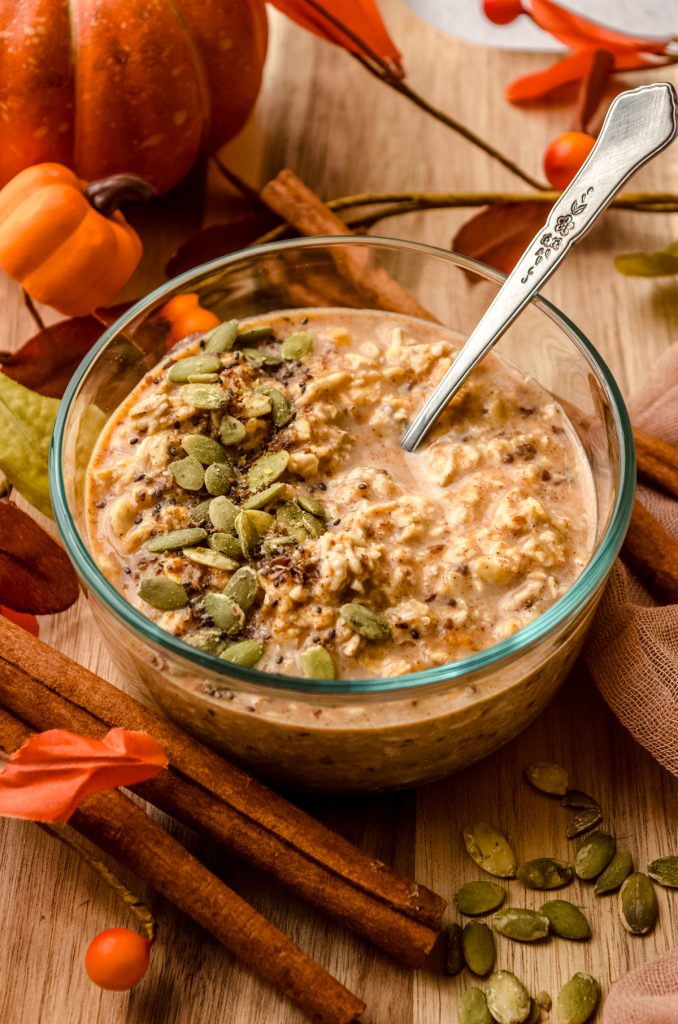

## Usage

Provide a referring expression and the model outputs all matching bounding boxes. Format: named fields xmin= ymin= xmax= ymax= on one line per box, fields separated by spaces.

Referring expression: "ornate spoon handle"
xmin=401 ymin=82 xmax=678 ymax=452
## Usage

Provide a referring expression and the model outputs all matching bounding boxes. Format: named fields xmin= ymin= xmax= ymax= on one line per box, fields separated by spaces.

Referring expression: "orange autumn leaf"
xmin=528 ymin=0 xmax=671 ymax=55
xmin=0 ymin=728 xmax=168 ymax=822
xmin=507 ymin=48 xmax=663 ymax=104
xmin=269 ymin=0 xmax=402 ymax=68
xmin=453 ymin=203 xmax=547 ymax=276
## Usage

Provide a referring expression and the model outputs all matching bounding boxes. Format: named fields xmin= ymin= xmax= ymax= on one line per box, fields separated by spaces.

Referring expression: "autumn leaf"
xmin=269 ymin=0 xmax=402 ymax=68
xmin=453 ymin=203 xmax=547 ymax=276
xmin=0 ymin=606 xmax=39 ymax=636
xmin=0 ymin=727 xmax=168 ymax=822
xmin=0 ymin=501 xmax=79 ymax=614
xmin=1 ymin=316 xmax=106 ymax=399
xmin=528 ymin=0 xmax=671 ymax=55
xmin=615 ymin=241 xmax=678 ymax=278
xmin=0 ymin=372 xmax=59 ymax=517
xmin=165 ymin=196 xmax=279 ymax=278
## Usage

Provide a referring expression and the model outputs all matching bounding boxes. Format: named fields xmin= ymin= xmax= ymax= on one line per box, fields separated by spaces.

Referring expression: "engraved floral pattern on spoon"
xmin=521 ymin=187 xmax=594 ymax=284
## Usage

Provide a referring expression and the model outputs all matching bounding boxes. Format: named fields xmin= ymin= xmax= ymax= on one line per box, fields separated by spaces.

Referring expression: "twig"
xmin=22 ymin=291 xmax=44 ymax=332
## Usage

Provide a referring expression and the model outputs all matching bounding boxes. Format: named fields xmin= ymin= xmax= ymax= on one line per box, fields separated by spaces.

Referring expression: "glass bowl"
xmin=50 ymin=237 xmax=634 ymax=792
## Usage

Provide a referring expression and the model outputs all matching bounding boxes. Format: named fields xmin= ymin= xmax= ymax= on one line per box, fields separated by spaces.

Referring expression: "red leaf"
xmin=0 ymin=728 xmax=168 ymax=822
xmin=1 ymin=606 xmax=39 ymax=636
xmin=269 ymin=0 xmax=402 ymax=68
xmin=0 ymin=501 xmax=80 ymax=614
xmin=1 ymin=317 xmax=105 ymax=399
xmin=528 ymin=0 xmax=670 ymax=54
xmin=506 ymin=48 xmax=658 ymax=104
xmin=453 ymin=203 xmax=547 ymax=276
xmin=165 ymin=197 xmax=279 ymax=278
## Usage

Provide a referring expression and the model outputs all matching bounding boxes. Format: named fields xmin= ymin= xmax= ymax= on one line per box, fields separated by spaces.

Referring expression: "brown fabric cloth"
xmin=584 ymin=343 xmax=678 ymax=1021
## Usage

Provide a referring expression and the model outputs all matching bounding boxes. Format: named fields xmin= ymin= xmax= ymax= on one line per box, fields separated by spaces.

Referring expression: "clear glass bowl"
xmin=50 ymin=238 xmax=635 ymax=792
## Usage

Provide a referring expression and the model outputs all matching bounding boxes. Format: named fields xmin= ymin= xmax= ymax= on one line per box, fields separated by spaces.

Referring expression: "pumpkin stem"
xmin=85 ymin=174 xmax=156 ymax=218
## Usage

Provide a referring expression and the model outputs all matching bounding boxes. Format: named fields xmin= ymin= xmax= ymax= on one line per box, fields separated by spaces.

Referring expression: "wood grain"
xmin=1 ymin=3 xmax=677 ymax=1021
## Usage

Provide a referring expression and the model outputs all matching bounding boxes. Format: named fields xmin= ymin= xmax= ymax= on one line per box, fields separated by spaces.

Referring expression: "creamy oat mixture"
xmin=85 ymin=309 xmax=595 ymax=681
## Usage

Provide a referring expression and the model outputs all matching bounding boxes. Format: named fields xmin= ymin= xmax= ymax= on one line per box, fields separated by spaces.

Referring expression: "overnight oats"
xmin=84 ymin=307 xmax=597 ymax=789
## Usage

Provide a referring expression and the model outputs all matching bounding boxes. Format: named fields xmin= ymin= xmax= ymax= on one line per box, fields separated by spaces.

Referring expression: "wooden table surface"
xmin=1 ymin=5 xmax=677 ymax=1022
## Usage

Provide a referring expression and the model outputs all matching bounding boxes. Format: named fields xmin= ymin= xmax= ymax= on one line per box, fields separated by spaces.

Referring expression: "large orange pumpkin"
xmin=0 ymin=0 xmax=268 ymax=195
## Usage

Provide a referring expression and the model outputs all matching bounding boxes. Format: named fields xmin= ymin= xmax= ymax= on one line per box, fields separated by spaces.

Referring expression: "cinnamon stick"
xmin=634 ymin=427 xmax=678 ymax=501
xmin=0 ymin=616 xmax=445 ymax=965
xmin=621 ymin=499 xmax=678 ymax=603
xmin=0 ymin=705 xmax=365 ymax=1024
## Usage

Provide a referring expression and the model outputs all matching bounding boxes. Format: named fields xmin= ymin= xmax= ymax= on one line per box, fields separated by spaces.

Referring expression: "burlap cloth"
xmin=582 ymin=342 xmax=678 ymax=1020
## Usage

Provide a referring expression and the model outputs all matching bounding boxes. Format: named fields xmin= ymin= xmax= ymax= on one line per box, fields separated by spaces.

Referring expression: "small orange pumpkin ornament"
xmin=159 ymin=294 xmax=220 ymax=350
xmin=0 ymin=163 xmax=154 ymax=317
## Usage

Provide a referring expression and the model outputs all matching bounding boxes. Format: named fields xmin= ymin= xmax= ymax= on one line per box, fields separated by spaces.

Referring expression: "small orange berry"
xmin=483 ymin=0 xmax=524 ymax=25
xmin=85 ymin=928 xmax=151 ymax=991
xmin=543 ymin=131 xmax=596 ymax=190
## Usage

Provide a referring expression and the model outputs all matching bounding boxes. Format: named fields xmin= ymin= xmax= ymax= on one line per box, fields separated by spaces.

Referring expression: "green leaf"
xmin=0 ymin=372 xmax=59 ymax=517
xmin=615 ymin=241 xmax=678 ymax=278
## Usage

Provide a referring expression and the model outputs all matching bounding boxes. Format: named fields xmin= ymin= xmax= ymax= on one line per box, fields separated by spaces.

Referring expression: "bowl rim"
xmin=49 ymin=235 xmax=636 ymax=696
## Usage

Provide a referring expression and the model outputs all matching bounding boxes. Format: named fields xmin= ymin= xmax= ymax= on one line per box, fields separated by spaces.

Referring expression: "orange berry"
xmin=483 ymin=0 xmax=524 ymax=25
xmin=85 ymin=928 xmax=151 ymax=991
xmin=543 ymin=131 xmax=596 ymax=190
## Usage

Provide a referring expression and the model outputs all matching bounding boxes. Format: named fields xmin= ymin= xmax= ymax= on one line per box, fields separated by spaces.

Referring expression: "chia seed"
xmin=134 ymin=473 xmax=145 ymax=482
xmin=317 ymin=482 xmax=327 ymax=491
xmin=357 ymin=482 xmax=367 ymax=490
xmin=129 ymin=437 xmax=139 ymax=445
xmin=410 ymin=628 xmax=420 ymax=639
xmin=95 ymin=500 xmax=106 ymax=509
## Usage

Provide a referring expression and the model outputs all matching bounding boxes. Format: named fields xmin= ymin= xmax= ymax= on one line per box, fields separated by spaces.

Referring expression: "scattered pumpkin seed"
xmin=300 ymin=511 xmax=326 ymax=538
xmin=492 ymin=907 xmax=550 ymax=942
xmin=189 ymin=499 xmax=212 ymax=525
xmin=486 ymin=971 xmax=531 ymax=1024
xmin=647 ymin=856 xmax=678 ymax=889
xmin=204 ymin=593 xmax=246 ymax=635
xmin=526 ymin=761 xmax=569 ymax=796
xmin=138 ymin=576 xmax=188 ymax=611
xmin=444 ymin=922 xmax=464 ymax=976
xmin=224 ymin=566 xmax=259 ymax=612
xmin=566 ymin=806 xmax=603 ymax=839
xmin=240 ymin=347 xmax=282 ymax=368
xmin=209 ymin=496 xmax=239 ymax=533
xmin=462 ymin=823 xmax=518 ymax=879
xmin=458 ymin=988 xmax=492 ymax=1024
xmin=182 ymin=434 xmax=230 ymax=465
xmin=169 ymin=455 xmax=205 ymax=491
xmin=556 ymin=973 xmax=600 ymax=1024
xmin=296 ymin=493 xmax=327 ymax=518
xmin=462 ymin=920 xmax=496 ymax=977
xmin=575 ymin=831 xmax=616 ymax=881
xmin=209 ymin=533 xmax=243 ymax=559
xmin=205 ymin=319 xmax=239 ymax=353
xmin=237 ymin=325 xmax=275 ymax=344
xmin=145 ymin=528 xmax=207 ymax=553
xmin=540 ymin=899 xmax=591 ymax=940
xmin=235 ymin=510 xmax=261 ymax=560
xmin=179 ymin=383 xmax=228 ymax=409
xmin=619 ymin=872 xmax=659 ymax=935
xmin=517 ymin=857 xmax=573 ymax=890
xmin=183 ymin=547 xmax=238 ymax=572
xmin=561 ymin=789 xmax=601 ymax=810
xmin=247 ymin=509 xmax=274 ymax=534
xmin=167 ymin=354 xmax=221 ymax=382
xmin=453 ymin=881 xmax=506 ymax=916
xmin=299 ymin=646 xmax=335 ymax=680
xmin=240 ymin=391 xmax=272 ymax=418
xmin=220 ymin=638 xmax=265 ymax=667
xmin=339 ymin=603 xmax=391 ymax=641
xmin=282 ymin=330 xmax=313 ymax=360
xmin=244 ymin=482 xmax=286 ymax=510
xmin=255 ymin=385 xmax=293 ymax=426
xmin=248 ymin=450 xmax=289 ymax=491
xmin=277 ymin=501 xmax=305 ymax=529
xmin=595 ymin=850 xmax=634 ymax=895
xmin=219 ymin=415 xmax=247 ymax=446
xmin=205 ymin=462 xmax=234 ymax=496
xmin=187 ymin=372 xmax=220 ymax=384
xmin=184 ymin=627 xmax=226 ymax=655
xmin=536 ymin=991 xmax=551 ymax=1011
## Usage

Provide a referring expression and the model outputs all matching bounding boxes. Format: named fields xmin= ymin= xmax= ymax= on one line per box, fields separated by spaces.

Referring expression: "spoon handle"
xmin=401 ymin=82 xmax=678 ymax=453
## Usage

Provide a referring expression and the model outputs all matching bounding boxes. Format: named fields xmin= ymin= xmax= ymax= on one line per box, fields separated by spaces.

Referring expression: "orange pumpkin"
xmin=0 ymin=163 xmax=150 ymax=317
xmin=159 ymin=294 xmax=220 ymax=349
xmin=0 ymin=0 xmax=268 ymax=195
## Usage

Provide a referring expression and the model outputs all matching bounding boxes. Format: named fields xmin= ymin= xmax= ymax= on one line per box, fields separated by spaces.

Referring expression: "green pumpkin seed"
xmin=138 ymin=576 xmax=188 ymax=611
xmin=647 ymin=856 xmax=678 ymax=889
xmin=619 ymin=872 xmax=659 ymax=935
xmin=205 ymin=462 xmax=234 ymax=496
xmin=224 ymin=566 xmax=259 ymax=612
xmin=443 ymin=922 xmax=464 ymax=977
xmin=167 ymin=354 xmax=221 ymax=382
xmin=189 ymin=498 xmax=212 ymax=525
xmin=463 ymin=823 xmax=518 ymax=878
xmin=486 ymin=971 xmax=531 ymax=1024
xmin=205 ymin=319 xmax=239 ymax=353
xmin=183 ymin=547 xmax=238 ymax=572
xmin=540 ymin=899 xmax=591 ymax=940
xmin=575 ymin=831 xmax=616 ymax=881
xmin=458 ymin=988 xmax=492 ymax=1024
xmin=182 ymin=434 xmax=230 ymax=465
xmin=453 ymin=881 xmax=506 ymax=916
xmin=219 ymin=415 xmax=247 ymax=446
xmin=247 ymin=510 xmax=274 ymax=534
xmin=237 ymin=325 xmax=275 ymax=344
xmin=220 ymin=638 xmax=265 ymax=667
xmin=235 ymin=510 xmax=261 ymax=560
xmin=299 ymin=646 xmax=335 ymax=680
xmin=566 ymin=807 xmax=603 ymax=839
xmin=517 ymin=858 xmax=573 ymax=890
xmin=524 ymin=999 xmax=540 ymax=1024
xmin=255 ymin=385 xmax=293 ymax=426
xmin=248 ymin=450 xmax=289 ymax=491
xmin=556 ymin=973 xmax=600 ymax=1024
xmin=526 ymin=761 xmax=568 ymax=796
xmin=209 ymin=496 xmax=239 ymax=533
xmin=184 ymin=627 xmax=226 ymax=655
xmin=145 ymin=528 xmax=207 ymax=553
xmin=296 ymin=493 xmax=327 ymax=518
xmin=179 ymin=383 xmax=228 ymax=409
xmin=240 ymin=391 xmax=272 ymax=419
xmin=339 ymin=603 xmax=391 ymax=641
xmin=561 ymin=789 xmax=601 ymax=810
xmin=300 ymin=511 xmax=325 ymax=538
xmin=169 ymin=455 xmax=205 ymax=491
xmin=462 ymin=921 xmax=495 ymax=977
xmin=536 ymin=991 xmax=551 ymax=1011
xmin=595 ymin=850 xmax=633 ymax=895
xmin=244 ymin=482 xmax=286 ymax=510
xmin=240 ymin=347 xmax=282 ymax=368
xmin=209 ymin=533 xmax=244 ymax=559
xmin=492 ymin=908 xmax=550 ymax=942
xmin=282 ymin=330 xmax=313 ymax=360
xmin=204 ymin=592 xmax=245 ymax=635
xmin=187 ymin=372 xmax=220 ymax=384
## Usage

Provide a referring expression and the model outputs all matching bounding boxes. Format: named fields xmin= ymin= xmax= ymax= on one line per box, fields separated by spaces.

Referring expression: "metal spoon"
xmin=401 ymin=82 xmax=678 ymax=452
